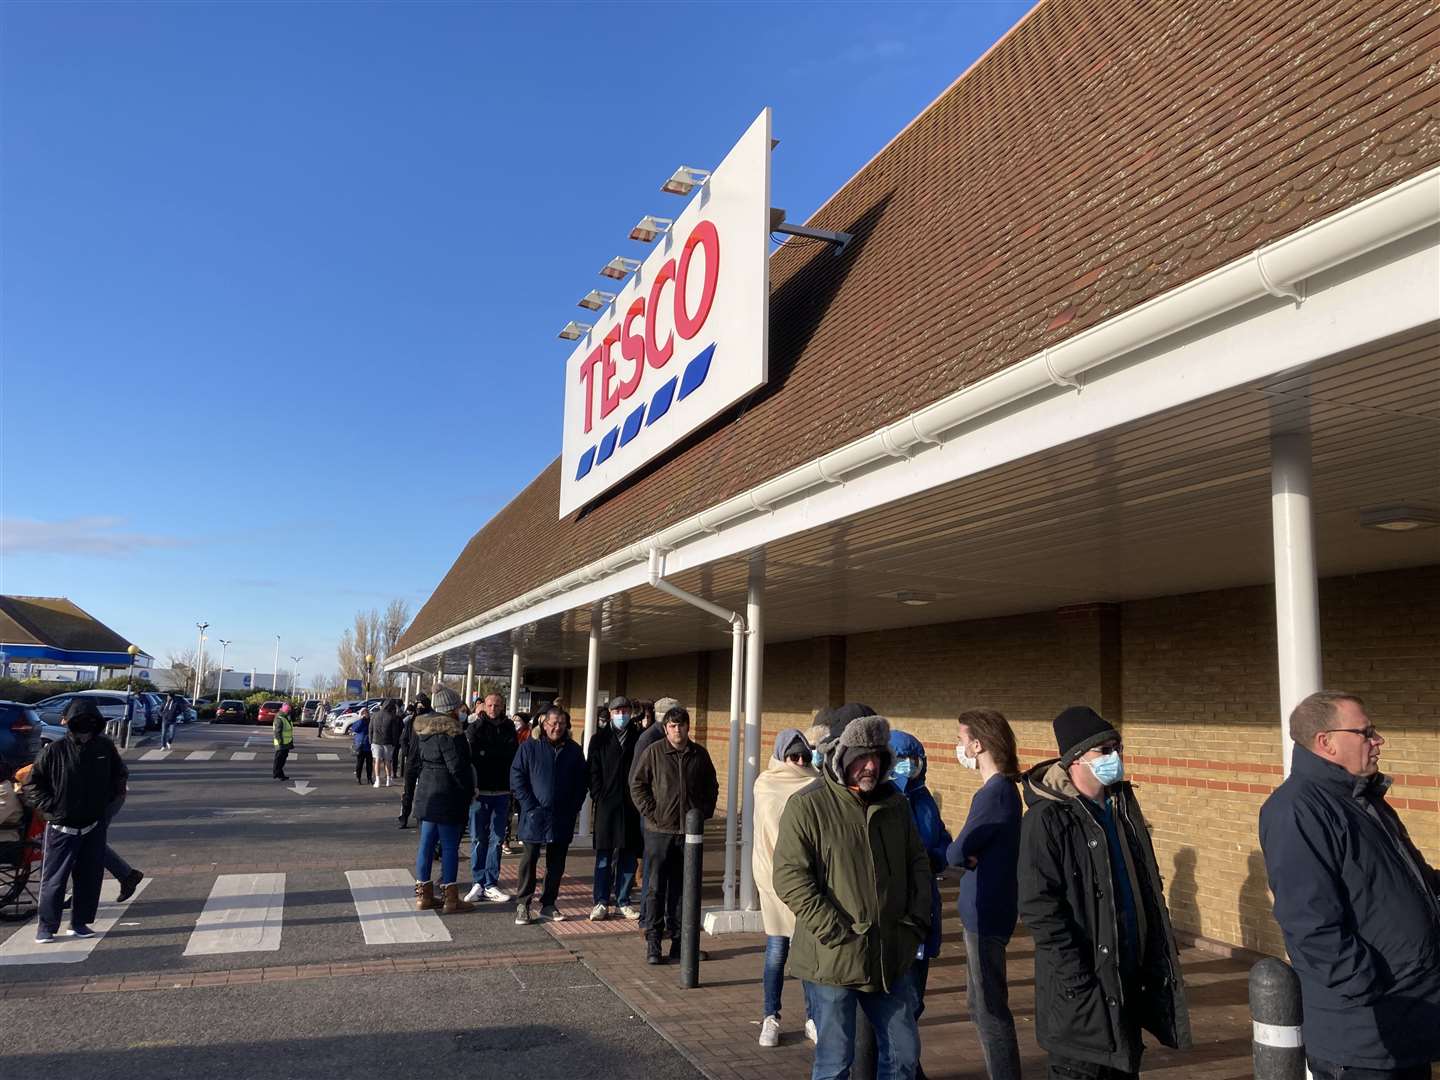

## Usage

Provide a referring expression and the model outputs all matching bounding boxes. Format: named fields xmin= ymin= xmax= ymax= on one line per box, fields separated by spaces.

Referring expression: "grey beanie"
xmin=431 ymin=685 xmax=462 ymax=714
xmin=827 ymin=714 xmax=893 ymax=783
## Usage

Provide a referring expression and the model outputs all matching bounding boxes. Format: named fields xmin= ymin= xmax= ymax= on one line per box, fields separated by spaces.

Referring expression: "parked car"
xmin=32 ymin=691 xmax=136 ymax=729
xmin=0 ymin=702 xmax=41 ymax=769
xmin=326 ymin=699 xmax=380 ymax=735
xmin=214 ymin=699 xmax=246 ymax=724
xmin=299 ymin=700 xmax=325 ymax=726
xmin=257 ymin=700 xmax=284 ymax=726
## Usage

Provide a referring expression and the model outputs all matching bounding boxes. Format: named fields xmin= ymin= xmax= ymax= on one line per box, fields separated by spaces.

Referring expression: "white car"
xmin=326 ymin=699 xmax=380 ymax=735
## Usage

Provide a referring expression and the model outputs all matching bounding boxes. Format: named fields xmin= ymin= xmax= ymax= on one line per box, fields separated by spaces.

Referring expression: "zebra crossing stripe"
xmin=184 ymin=873 xmax=285 ymax=956
xmin=139 ymin=749 xmax=171 ymax=762
xmin=0 ymin=877 xmax=152 ymax=966
xmin=232 ymin=752 xmax=257 ymax=761
xmin=317 ymin=753 xmax=340 ymax=761
xmin=185 ymin=750 xmax=215 ymax=762
xmin=346 ymin=869 xmax=452 ymax=945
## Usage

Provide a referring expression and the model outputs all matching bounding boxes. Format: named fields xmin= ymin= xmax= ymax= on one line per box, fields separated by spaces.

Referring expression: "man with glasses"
xmin=1260 ymin=691 xmax=1440 ymax=1080
xmin=1019 ymin=706 xmax=1191 ymax=1079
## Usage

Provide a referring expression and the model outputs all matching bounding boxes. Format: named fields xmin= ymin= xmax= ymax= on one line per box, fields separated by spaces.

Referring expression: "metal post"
xmin=193 ymin=622 xmax=208 ymax=702
xmin=853 ymin=1014 xmax=878 ymax=1080
xmin=403 ymin=673 xmax=411 ymax=707
xmin=1271 ymin=431 xmax=1322 ymax=777
xmin=724 ymin=620 xmax=743 ymax=910
xmin=272 ymin=636 xmax=280 ymax=695
xmin=465 ymin=647 xmax=475 ymax=708
xmin=509 ymin=647 xmax=523 ymax=717
xmin=680 ymin=807 xmax=704 ymax=988
xmin=580 ymin=607 xmax=601 ymax=839
xmin=739 ymin=551 xmax=765 ymax=911
xmin=1250 ymin=957 xmax=1305 ymax=1080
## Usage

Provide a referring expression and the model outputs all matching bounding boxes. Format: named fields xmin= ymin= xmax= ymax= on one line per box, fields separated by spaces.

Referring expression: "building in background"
xmin=0 ymin=595 xmax=151 ymax=683
xmin=386 ymin=0 xmax=1438 ymax=957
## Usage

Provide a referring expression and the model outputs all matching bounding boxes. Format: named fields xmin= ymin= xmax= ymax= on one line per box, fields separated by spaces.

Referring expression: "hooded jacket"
xmin=587 ymin=722 xmax=643 ymax=851
xmin=629 ymin=735 xmax=718 ymax=835
xmin=510 ymin=729 xmax=587 ymax=845
xmin=1019 ymin=759 xmax=1190 ymax=1072
xmin=772 ymin=735 xmax=931 ymax=993
xmin=888 ymin=729 xmax=951 ymax=960
xmin=24 ymin=732 xmax=127 ymax=828
xmin=752 ymin=727 xmax=820 ymax=937
xmin=467 ymin=714 xmax=519 ymax=794
xmin=411 ymin=712 xmax=473 ymax=826
xmin=1259 ymin=745 xmax=1440 ymax=1070
xmin=369 ymin=702 xmax=401 ymax=747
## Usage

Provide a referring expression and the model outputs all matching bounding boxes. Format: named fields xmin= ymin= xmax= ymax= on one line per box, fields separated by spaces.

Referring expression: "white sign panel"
xmin=559 ymin=108 xmax=772 ymax=519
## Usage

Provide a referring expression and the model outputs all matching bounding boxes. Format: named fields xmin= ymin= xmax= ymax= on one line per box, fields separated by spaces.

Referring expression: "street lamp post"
xmin=364 ymin=653 xmax=374 ymax=699
xmin=193 ymin=622 xmax=209 ymax=702
xmin=272 ymin=636 xmax=280 ymax=694
xmin=290 ymin=656 xmax=303 ymax=696
xmin=216 ymin=639 xmax=232 ymax=700
xmin=123 ymin=643 xmax=140 ymax=748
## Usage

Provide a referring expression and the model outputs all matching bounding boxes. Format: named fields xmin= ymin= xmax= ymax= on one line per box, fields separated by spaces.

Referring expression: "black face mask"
xmin=68 ymin=719 xmax=102 ymax=737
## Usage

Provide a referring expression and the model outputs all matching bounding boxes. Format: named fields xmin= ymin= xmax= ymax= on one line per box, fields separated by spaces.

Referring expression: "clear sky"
xmin=0 ymin=0 xmax=1031 ymax=681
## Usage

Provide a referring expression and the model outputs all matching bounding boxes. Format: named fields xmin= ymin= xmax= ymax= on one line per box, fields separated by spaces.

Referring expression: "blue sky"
xmin=0 ymin=0 xmax=1030 ymax=679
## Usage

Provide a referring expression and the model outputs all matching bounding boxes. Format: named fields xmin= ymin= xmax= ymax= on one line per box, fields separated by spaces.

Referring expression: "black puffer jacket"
xmin=24 ymin=733 xmax=127 ymax=828
xmin=412 ymin=713 xmax=473 ymax=826
xmin=1019 ymin=760 xmax=1191 ymax=1073
xmin=467 ymin=716 xmax=518 ymax=794
xmin=369 ymin=702 xmax=401 ymax=747
xmin=588 ymin=724 xmax=642 ymax=851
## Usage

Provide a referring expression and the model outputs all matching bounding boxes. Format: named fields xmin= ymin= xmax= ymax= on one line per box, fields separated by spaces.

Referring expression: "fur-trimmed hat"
xmin=828 ymin=714 xmax=893 ymax=784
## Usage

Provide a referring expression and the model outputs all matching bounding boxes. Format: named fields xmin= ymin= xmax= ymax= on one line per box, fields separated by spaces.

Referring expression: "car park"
xmin=214 ymin=699 xmax=246 ymax=723
xmin=325 ymin=699 xmax=380 ymax=735
xmin=257 ymin=700 xmax=284 ymax=726
xmin=0 ymin=703 xmax=41 ymax=768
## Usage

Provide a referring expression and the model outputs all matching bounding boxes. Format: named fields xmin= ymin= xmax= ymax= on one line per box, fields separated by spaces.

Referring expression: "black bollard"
xmin=679 ymin=807 xmax=703 ymax=988
xmin=1250 ymin=956 xmax=1305 ymax=1080
xmin=853 ymin=1007 xmax=877 ymax=1080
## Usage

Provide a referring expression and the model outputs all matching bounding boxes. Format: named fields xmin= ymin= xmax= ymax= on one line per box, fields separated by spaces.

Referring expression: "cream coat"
xmin=751 ymin=757 xmax=820 ymax=936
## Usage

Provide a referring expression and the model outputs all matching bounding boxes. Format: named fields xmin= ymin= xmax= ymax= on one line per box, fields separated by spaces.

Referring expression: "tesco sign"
xmin=560 ymin=108 xmax=771 ymax=519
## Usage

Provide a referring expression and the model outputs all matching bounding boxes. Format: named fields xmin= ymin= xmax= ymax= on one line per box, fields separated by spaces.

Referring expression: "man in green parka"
xmin=773 ymin=711 xmax=931 ymax=1080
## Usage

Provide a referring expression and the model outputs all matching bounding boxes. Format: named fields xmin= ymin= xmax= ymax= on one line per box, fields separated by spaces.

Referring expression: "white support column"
xmin=739 ymin=551 xmax=765 ymax=912
xmin=465 ymin=648 xmax=475 ymax=708
xmin=724 ymin=619 xmax=744 ymax=910
xmin=579 ymin=605 xmax=601 ymax=841
xmin=508 ymin=647 xmax=523 ymax=717
xmin=1271 ymin=431 xmax=1323 ymax=777
xmin=402 ymin=673 xmax=411 ymax=707
xmin=434 ymin=654 xmax=444 ymax=693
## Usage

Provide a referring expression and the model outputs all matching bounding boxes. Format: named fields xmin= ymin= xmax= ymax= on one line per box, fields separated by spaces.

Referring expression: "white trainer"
xmin=464 ymin=884 xmax=486 ymax=903
xmin=589 ymin=903 xmax=608 ymax=921
xmin=372 ymin=779 xmax=380 ymax=788
xmin=804 ymin=1018 xmax=818 ymax=1044
xmin=483 ymin=885 xmax=510 ymax=903
xmin=759 ymin=1014 xmax=781 ymax=1048
xmin=619 ymin=904 xmax=641 ymax=920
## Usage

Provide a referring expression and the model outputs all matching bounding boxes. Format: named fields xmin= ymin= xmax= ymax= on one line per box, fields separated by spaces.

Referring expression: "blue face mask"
xmin=890 ymin=757 xmax=918 ymax=791
xmin=1087 ymin=751 xmax=1124 ymax=787
xmin=811 ymin=749 xmax=824 ymax=769
xmin=612 ymin=712 xmax=630 ymax=729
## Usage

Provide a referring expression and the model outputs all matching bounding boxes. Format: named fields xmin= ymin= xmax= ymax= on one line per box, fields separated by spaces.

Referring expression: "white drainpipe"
xmin=646 ymin=547 xmax=745 ymax=912
xmin=385 ymin=167 xmax=1440 ymax=672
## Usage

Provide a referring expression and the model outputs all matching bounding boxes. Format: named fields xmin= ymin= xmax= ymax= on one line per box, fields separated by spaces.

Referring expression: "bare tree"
xmin=166 ymin=649 xmax=199 ymax=693
xmin=337 ymin=600 xmax=411 ymax=696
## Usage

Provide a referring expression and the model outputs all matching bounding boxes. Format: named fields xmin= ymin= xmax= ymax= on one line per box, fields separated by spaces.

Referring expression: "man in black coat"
xmin=1018 ymin=706 xmax=1190 ymax=1079
xmin=464 ymin=692 xmax=518 ymax=904
xmin=587 ymin=695 xmax=643 ymax=921
xmin=23 ymin=699 xmax=129 ymax=943
xmin=1261 ymin=691 xmax=1440 ymax=1080
xmin=397 ymin=694 xmax=428 ymax=829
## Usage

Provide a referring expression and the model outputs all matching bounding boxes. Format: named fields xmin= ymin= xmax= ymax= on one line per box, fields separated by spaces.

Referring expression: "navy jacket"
xmin=510 ymin=735 xmax=587 ymax=845
xmin=1260 ymin=746 xmax=1440 ymax=1070
xmin=889 ymin=730 xmax=951 ymax=960
xmin=947 ymin=771 xmax=1022 ymax=940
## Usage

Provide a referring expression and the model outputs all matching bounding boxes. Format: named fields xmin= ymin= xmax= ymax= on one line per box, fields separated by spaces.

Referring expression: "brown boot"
xmin=442 ymin=883 xmax=475 ymax=914
xmin=415 ymin=881 xmax=436 ymax=911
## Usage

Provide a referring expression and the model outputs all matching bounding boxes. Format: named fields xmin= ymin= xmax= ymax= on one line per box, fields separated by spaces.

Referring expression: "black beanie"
xmin=1053 ymin=705 xmax=1118 ymax=765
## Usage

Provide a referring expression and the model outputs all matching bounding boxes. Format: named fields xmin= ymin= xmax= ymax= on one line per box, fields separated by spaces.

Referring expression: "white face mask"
xmin=956 ymin=744 xmax=978 ymax=770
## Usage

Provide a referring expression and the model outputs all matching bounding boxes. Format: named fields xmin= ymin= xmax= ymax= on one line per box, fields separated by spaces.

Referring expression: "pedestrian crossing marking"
xmin=317 ymin=753 xmax=340 ymax=761
xmin=346 ymin=869 xmax=452 ymax=945
xmin=232 ymin=751 xmax=257 ymax=761
xmin=183 ymin=873 xmax=285 ymax=956
xmin=140 ymin=749 xmax=172 ymax=762
xmin=186 ymin=750 xmax=215 ymax=761
xmin=0 ymin=877 xmax=152 ymax=966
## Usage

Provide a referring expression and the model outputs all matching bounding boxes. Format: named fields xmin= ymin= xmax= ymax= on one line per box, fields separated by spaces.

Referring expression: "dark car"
xmin=214 ymin=699 xmax=246 ymax=723
xmin=257 ymin=700 xmax=284 ymax=726
xmin=0 ymin=702 xmax=41 ymax=769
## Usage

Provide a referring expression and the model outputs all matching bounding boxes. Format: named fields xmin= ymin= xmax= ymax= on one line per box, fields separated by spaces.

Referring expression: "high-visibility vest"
xmin=274 ymin=715 xmax=293 ymax=747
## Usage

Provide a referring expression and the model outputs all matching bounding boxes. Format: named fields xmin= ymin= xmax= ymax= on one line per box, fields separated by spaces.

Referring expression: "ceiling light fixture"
xmin=895 ymin=590 xmax=936 ymax=607
xmin=1359 ymin=505 xmax=1440 ymax=531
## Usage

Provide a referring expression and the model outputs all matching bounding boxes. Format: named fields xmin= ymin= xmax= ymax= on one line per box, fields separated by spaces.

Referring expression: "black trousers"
xmin=272 ymin=744 xmax=291 ymax=778
xmin=1308 ymin=1060 xmax=1433 ymax=1080
xmin=354 ymin=749 xmax=373 ymax=783
xmin=640 ymin=831 xmax=684 ymax=940
xmin=515 ymin=841 xmax=569 ymax=907
xmin=39 ymin=820 xmax=107 ymax=932
xmin=1047 ymin=1056 xmax=1138 ymax=1080
xmin=399 ymin=767 xmax=419 ymax=824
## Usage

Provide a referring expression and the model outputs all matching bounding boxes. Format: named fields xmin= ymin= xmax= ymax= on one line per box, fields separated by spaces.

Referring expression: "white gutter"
xmin=387 ymin=166 xmax=1440 ymax=671
xmin=646 ymin=549 xmax=745 ymax=913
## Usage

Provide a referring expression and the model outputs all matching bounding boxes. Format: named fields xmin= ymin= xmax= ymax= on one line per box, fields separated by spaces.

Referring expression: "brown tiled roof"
xmin=0 ymin=596 xmax=140 ymax=655
xmin=396 ymin=0 xmax=1440 ymax=655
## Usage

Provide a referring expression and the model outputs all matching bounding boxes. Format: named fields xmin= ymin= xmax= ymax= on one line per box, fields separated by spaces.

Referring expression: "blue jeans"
xmin=763 ymin=934 xmax=816 ymax=1020
xmin=593 ymin=847 xmax=638 ymax=905
xmin=806 ymin=967 xmax=920 ymax=1080
xmin=415 ymin=821 xmax=461 ymax=885
xmin=468 ymin=795 xmax=509 ymax=888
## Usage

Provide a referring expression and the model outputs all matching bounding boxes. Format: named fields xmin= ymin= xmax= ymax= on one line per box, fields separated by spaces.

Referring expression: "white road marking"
xmin=289 ymin=780 xmax=314 ymax=795
xmin=317 ymin=753 xmax=340 ymax=761
xmin=0 ymin=878 xmax=152 ymax=966
xmin=140 ymin=749 xmax=172 ymax=761
xmin=183 ymin=873 xmax=285 ymax=956
xmin=346 ymin=869 xmax=451 ymax=946
xmin=186 ymin=751 xmax=215 ymax=761
xmin=231 ymin=752 xmax=257 ymax=761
